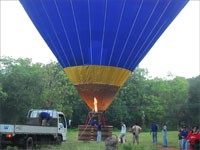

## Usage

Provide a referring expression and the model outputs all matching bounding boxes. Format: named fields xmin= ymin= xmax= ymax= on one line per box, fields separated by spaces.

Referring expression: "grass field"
xmin=6 ymin=129 xmax=180 ymax=150
xmin=38 ymin=129 xmax=180 ymax=150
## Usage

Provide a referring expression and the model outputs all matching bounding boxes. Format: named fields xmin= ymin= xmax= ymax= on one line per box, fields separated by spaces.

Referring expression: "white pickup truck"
xmin=0 ymin=109 xmax=67 ymax=149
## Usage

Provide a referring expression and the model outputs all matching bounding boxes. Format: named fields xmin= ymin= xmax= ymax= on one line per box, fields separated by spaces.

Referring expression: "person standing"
xmin=119 ymin=122 xmax=126 ymax=144
xmin=162 ymin=123 xmax=168 ymax=147
xmin=178 ymin=127 xmax=182 ymax=150
xmin=91 ymin=119 xmax=97 ymax=126
xmin=132 ymin=123 xmax=142 ymax=145
xmin=151 ymin=123 xmax=158 ymax=144
xmin=186 ymin=126 xmax=200 ymax=150
xmin=180 ymin=126 xmax=189 ymax=150
xmin=39 ymin=112 xmax=51 ymax=126
xmin=68 ymin=119 xmax=72 ymax=128
xmin=97 ymin=121 xmax=102 ymax=142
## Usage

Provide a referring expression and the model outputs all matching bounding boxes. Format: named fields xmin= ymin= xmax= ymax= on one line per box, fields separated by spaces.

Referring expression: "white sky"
xmin=1 ymin=0 xmax=200 ymax=78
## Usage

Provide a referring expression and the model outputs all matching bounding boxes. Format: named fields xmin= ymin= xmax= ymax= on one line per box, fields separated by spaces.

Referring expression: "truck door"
xmin=58 ymin=114 xmax=67 ymax=140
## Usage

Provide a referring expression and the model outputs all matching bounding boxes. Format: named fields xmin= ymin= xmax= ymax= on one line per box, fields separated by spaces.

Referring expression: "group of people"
xmin=90 ymin=119 xmax=200 ymax=150
xmin=118 ymin=122 xmax=200 ymax=150
xmin=150 ymin=123 xmax=200 ymax=149
xmin=119 ymin=122 xmax=142 ymax=144
xmin=119 ymin=122 xmax=168 ymax=147
xmin=150 ymin=123 xmax=168 ymax=147
xmin=178 ymin=126 xmax=200 ymax=150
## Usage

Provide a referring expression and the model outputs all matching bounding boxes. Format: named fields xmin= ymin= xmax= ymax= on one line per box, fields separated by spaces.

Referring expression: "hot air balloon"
xmin=19 ymin=0 xmax=188 ymax=140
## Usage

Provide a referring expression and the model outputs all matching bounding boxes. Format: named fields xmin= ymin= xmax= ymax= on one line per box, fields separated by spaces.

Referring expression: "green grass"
xmin=7 ymin=130 xmax=179 ymax=150
xmin=39 ymin=130 xmax=179 ymax=150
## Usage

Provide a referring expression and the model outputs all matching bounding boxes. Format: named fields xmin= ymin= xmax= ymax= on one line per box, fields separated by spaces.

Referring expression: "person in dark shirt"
xmin=151 ymin=124 xmax=158 ymax=144
xmin=180 ymin=126 xmax=189 ymax=150
xmin=91 ymin=119 xmax=97 ymax=126
xmin=39 ymin=112 xmax=51 ymax=126
xmin=97 ymin=121 xmax=102 ymax=142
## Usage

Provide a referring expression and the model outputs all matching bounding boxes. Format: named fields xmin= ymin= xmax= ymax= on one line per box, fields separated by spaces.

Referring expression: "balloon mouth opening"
xmin=75 ymin=84 xmax=120 ymax=111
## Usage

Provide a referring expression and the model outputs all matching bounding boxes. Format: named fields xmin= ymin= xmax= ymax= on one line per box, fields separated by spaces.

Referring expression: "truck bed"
xmin=0 ymin=124 xmax=58 ymax=135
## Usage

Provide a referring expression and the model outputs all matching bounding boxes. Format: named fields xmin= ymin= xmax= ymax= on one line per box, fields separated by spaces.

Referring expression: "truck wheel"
xmin=56 ymin=135 xmax=62 ymax=145
xmin=25 ymin=137 xmax=33 ymax=150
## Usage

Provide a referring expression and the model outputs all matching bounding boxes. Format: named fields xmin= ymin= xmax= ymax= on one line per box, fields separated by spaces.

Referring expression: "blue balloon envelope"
xmin=19 ymin=0 xmax=188 ymax=111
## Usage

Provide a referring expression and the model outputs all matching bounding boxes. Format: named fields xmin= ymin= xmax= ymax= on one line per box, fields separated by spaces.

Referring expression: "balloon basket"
xmin=78 ymin=111 xmax=113 ymax=141
xmin=78 ymin=125 xmax=113 ymax=141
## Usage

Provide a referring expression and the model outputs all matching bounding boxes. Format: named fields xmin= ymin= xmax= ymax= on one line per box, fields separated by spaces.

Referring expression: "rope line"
xmin=116 ymin=0 xmax=144 ymax=67
xmin=128 ymin=0 xmax=172 ymax=70
xmin=122 ymin=0 xmax=160 ymax=68
xmin=108 ymin=0 xmax=127 ymax=66
xmin=69 ymin=0 xmax=85 ymax=65
xmin=40 ymin=0 xmax=69 ymax=66
xmin=100 ymin=0 xmax=108 ymax=65
xmin=54 ymin=0 xmax=77 ymax=66
xmin=88 ymin=0 xmax=92 ymax=64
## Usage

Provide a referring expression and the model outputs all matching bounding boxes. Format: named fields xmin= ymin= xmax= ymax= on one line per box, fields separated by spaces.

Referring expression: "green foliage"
xmin=184 ymin=76 xmax=200 ymax=125
xmin=0 ymin=85 xmax=8 ymax=123
xmin=0 ymin=57 xmax=199 ymax=129
xmin=106 ymin=68 xmax=149 ymax=127
xmin=0 ymin=85 xmax=7 ymax=102
xmin=0 ymin=58 xmax=44 ymax=123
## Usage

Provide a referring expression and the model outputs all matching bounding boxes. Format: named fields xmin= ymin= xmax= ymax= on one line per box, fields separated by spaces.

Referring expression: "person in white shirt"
xmin=162 ymin=123 xmax=168 ymax=147
xmin=119 ymin=122 xmax=126 ymax=144
xmin=132 ymin=123 xmax=142 ymax=144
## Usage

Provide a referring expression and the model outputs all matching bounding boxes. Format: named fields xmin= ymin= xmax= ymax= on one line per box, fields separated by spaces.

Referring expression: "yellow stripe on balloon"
xmin=64 ymin=65 xmax=131 ymax=86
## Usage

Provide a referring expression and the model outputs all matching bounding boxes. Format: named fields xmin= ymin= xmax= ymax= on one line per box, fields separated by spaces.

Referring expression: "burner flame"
xmin=94 ymin=97 xmax=98 ymax=112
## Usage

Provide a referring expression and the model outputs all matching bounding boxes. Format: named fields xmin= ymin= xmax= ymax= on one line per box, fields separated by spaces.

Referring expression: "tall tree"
xmin=106 ymin=68 xmax=149 ymax=128
xmin=0 ymin=85 xmax=8 ymax=123
xmin=166 ymin=77 xmax=189 ymax=127
xmin=186 ymin=76 xmax=200 ymax=125
xmin=0 ymin=57 xmax=44 ymax=123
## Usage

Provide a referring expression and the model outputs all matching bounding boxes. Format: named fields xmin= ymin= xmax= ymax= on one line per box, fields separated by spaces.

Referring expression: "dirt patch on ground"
xmin=157 ymin=145 xmax=178 ymax=150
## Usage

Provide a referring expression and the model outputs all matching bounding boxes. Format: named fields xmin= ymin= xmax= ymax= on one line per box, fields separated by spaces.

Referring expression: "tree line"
xmin=0 ymin=57 xmax=199 ymax=130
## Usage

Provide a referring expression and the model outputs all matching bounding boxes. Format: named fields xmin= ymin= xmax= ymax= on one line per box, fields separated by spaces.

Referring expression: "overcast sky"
xmin=1 ymin=0 xmax=200 ymax=78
